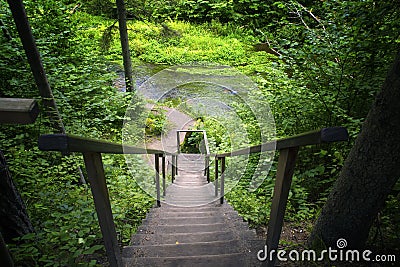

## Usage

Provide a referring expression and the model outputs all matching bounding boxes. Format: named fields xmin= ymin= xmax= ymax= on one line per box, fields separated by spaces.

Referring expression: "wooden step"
xmin=131 ymin=231 xmax=260 ymax=246
xmin=124 ymin=157 xmax=264 ymax=267
xmin=131 ymin=230 xmax=248 ymax=245
xmin=142 ymin=216 xmax=226 ymax=225
xmin=137 ymin=223 xmax=229 ymax=234
xmin=123 ymin=253 xmax=256 ymax=267
xmin=123 ymin=239 xmax=241 ymax=258
xmin=146 ymin=210 xmax=238 ymax=218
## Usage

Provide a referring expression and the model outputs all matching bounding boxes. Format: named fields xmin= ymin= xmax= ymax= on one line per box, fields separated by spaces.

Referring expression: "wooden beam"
xmin=214 ymin=157 xmax=219 ymax=197
xmin=38 ymin=134 xmax=167 ymax=155
xmin=263 ymin=147 xmax=299 ymax=267
xmin=217 ymin=127 xmax=348 ymax=158
xmin=82 ymin=152 xmax=122 ymax=267
xmin=162 ymin=155 xmax=166 ymax=197
xmin=155 ymin=154 xmax=161 ymax=207
xmin=7 ymin=0 xmax=64 ymax=133
xmin=0 ymin=98 xmax=39 ymax=124
xmin=220 ymin=157 xmax=226 ymax=204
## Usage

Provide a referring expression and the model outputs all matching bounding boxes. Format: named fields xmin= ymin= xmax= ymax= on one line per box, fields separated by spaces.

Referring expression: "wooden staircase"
xmin=122 ymin=154 xmax=264 ymax=267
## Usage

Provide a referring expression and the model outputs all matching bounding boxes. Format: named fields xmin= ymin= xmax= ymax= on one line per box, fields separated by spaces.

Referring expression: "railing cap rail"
xmin=216 ymin=127 xmax=348 ymax=158
xmin=38 ymin=134 xmax=170 ymax=155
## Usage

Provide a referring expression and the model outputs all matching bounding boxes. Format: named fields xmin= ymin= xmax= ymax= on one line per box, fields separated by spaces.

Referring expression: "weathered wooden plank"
xmin=7 ymin=0 xmax=64 ymax=132
xmin=155 ymin=154 xmax=161 ymax=207
xmin=38 ymin=134 xmax=168 ymax=155
xmin=171 ymin=155 xmax=176 ymax=182
xmin=0 ymin=98 xmax=39 ymax=124
xmin=215 ymin=157 xmax=219 ymax=197
xmin=162 ymin=155 xmax=166 ymax=197
xmin=82 ymin=152 xmax=122 ymax=267
xmin=220 ymin=157 xmax=226 ymax=204
xmin=205 ymin=155 xmax=210 ymax=182
xmin=263 ymin=147 xmax=299 ymax=267
xmin=217 ymin=127 xmax=348 ymax=158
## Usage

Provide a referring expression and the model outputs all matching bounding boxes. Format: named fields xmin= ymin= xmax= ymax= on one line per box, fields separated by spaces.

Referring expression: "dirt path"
xmin=145 ymin=106 xmax=196 ymax=153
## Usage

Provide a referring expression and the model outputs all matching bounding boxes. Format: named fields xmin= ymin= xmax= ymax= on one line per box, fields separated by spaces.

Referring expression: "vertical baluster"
xmin=220 ymin=157 xmax=225 ymax=204
xmin=155 ymin=154 xmax=161 ymax=207
xmin=162 ymin=154 xmax=166 ymax=197
xmin=83 ymin=152 xmax=122 ymax=267
xmin=263 ymin=147 xmax=299 ymax=267
xmin=205 ymin=155 xmax=210 ymax=183
xmin=214 ymin=157 xmax=219 ymax=197
xmin=171 ymin=154 xmax=176 ymax=182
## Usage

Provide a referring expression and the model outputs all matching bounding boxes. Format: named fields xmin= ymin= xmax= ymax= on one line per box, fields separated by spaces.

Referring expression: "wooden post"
xmin=155 ymin=154 xmax=161 ymax=207
xmin=162 ymin=155 xmax=166 ymax=197
xmin=263 ymin=147 xmax=299 ymax=267
xmin=0 ymin=98 xmax=39 ymax=124
xmin=176 ymin=132 xmax=180 ymax=175
xmin=220 ymin=157 xmax=226 ymax=204
xmin=7 ymin=0 xmax=65 ymax=133
xmin=171 ymin=155 xmax=176 ymax=182
xmin=214 ymin=157 xmax=219 ymax=197
xmin=82 ymin=152 xmax=122 ymax=267
xmin=205 ymin=155 xmax=210 ymax=182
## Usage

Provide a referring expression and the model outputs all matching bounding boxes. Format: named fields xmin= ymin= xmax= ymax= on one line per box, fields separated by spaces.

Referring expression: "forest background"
xmin=0 ymin=0 xmax=399 ymax=266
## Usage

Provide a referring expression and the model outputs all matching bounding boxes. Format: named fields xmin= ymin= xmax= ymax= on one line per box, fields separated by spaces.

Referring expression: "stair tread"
xmin=124 ymin=157 xmax=264 ymax=267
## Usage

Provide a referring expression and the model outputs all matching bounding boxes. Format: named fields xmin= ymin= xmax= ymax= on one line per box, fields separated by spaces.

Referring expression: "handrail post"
xmin=82 ymin=152 xmax=122 ymax=267
xmin=176 ymin=131 xmax=180 ymax=176
xmin=205 ymin=155 xmax=210 ymax=182
xmin=214 ymin=157 xmax=219 ymax=197
xmin=175 ymin=153 xmax=178 ymax=176
xmin=171 ymin=154 xmax=176 ymax=182
xmin=162 ymin=154 xmax=166 ymax=197
xmin=220 ymin=157 xmax=226 ymax=204
xmin=155 ymin=154 xmax=161 ymax=207
xmin=263 ymin=147 xmax=299 ymax=267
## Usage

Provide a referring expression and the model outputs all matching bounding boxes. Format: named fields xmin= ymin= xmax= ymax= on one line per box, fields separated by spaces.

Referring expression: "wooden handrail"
xmin=213 ymin=127 xmax=349 ymax=267
xmin=38 ymin=133 xmax=170 ymax=267
xmin=0 ymin=98 xmax=39 ymax=124
xmin=38 ymin=134 xmax=171 ymax=155
xmin=216 ymin=127 xmax=348 ymax=158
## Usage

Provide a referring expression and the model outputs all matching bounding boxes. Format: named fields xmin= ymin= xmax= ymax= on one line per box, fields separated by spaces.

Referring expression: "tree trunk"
xmin=308 ymin=51 xmax=400 ymax=249
xmin=7 ymin=0 xmax=65 ymax=134
xmin=0 ymin=151 xmax=34 ymax=243
xmin=116 ymin=0 xmax=134 ymax=92
xmin=7 ymin=0 xmax=87 ymax=185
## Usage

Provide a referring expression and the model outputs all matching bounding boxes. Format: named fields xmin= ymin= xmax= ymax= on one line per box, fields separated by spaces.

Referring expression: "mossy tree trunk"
xmin=309 ymin=51 xmax=400 ymax=249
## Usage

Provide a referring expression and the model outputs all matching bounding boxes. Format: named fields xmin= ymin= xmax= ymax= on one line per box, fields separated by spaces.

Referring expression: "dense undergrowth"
xmin=1 ymin=0 xmax=399 ymax=265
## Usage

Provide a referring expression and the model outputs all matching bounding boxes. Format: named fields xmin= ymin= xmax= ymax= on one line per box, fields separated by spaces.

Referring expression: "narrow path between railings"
xmin=123 ymin=154 xmax=264 ymax=267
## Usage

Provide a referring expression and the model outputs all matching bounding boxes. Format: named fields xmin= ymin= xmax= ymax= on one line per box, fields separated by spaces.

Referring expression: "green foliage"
xmin=2 ymin=0 xmax=399 ymax=263
xmin=145 ymin=107 xmax=168 ymax=136
xmin=0 ymin=1 xmax=151 ymax=265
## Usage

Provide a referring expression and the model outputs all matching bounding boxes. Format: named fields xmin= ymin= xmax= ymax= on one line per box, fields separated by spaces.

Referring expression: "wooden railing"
xmin=176 ymin=130 xmax=211 ymax=182
xmin=214 ymin=127 xmax=349 ymax=267
xmin=39 ymin=127 xmax=348 ymax=267
xmin=38 ymin=134 xmax=172 ymax=267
